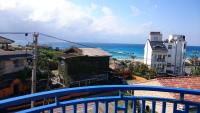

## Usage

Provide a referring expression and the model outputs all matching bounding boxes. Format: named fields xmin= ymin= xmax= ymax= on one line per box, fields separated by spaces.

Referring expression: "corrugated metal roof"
xmin=80 ymin=48 xmax=111 ymax=56
xmin=0 ymin=36 xmax=14 ymax=44
xmin=61 ymin=47 xmax=111 ymax=59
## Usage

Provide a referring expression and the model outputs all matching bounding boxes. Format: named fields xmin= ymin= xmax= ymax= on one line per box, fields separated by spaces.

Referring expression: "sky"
xmin=0 ymin=0 xmax=199 ymax=45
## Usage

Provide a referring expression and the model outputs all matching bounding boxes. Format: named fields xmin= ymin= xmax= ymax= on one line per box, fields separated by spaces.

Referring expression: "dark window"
xmin=167 ymin=63 xmax=171 ymax=67
xmin=168 ymin=45 xmax=172 ymax=49
xmin=168 ymin=54 xmax=171 ymax=57
xmin=184 ymin=43 xmax=186 ymax=49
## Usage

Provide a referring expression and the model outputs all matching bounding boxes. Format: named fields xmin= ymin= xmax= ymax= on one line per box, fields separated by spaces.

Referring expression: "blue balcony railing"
xmin=0 ymin=85 xmax=200 ymax=113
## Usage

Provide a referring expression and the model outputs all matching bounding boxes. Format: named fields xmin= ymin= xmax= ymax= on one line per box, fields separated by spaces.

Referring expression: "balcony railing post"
xmin=72 ymin=104 xmax=77 ymax=113
xmin=61 ymin=106 xmax=66 ymax=113
xmin=55 ymin=96 xmax=60 ymax=106
xmin=124 ymin=100 xmax=128 ymax=113
xmin=114 ymin=100 xmax=118 ymax=113
xmin=151 ymin=101 xmax=156 ymax=113
xmin=162 ymin=102 xmax=166 ymax=113
xmin=197 ymin=105 xmax=200 ymax=113
xmin=94 ymin=101 xmax=99 ymax=113
xmin=173 ymin=102 xmax=177 ymax=113
xmin=180 ymin=93 xmax=184 ymax=101
xmin=141 ymin=100 xmax=146 ymax=113
xmin=104 ymin=101 xmax=109 ymax=113
xmin=84 ymin=102 xmax=87 ymax=113
xmin=132 ymin=99 xmax=136 ymax=113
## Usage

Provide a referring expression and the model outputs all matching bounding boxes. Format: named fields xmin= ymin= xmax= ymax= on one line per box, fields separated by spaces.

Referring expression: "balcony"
xmin=0 ymin=85 xmax=200 ymax=113
xmin=156 ymin=59 xmax=165 ymax=62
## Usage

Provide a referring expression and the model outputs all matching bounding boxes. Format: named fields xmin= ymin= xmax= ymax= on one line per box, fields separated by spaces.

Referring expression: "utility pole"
xmin=31 ymin=32 xmax=39 ymax=108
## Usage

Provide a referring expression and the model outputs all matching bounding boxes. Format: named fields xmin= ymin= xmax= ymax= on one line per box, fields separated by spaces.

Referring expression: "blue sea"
xmin=45 ymin=42 xmax=200 ymax=60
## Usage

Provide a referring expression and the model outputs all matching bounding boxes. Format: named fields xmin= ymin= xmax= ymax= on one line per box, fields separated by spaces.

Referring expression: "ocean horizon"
xmin=39 ymin=42 xmax=200 ymax=60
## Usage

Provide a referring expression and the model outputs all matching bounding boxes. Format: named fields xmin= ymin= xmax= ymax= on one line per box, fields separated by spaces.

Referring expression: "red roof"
xmin=156 ymin=76 xmax=200 ymax=102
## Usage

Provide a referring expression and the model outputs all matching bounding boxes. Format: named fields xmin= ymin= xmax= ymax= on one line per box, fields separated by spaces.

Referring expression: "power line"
xmin=39 ymin=33 xmax=97 ymax=48
xmin=0 ymin=32 xmax=32 ymax=35
xmin=39 ymin=33 xmax=139 ymax=57
xmin=0 ymin=32 xmax=151 ymax=60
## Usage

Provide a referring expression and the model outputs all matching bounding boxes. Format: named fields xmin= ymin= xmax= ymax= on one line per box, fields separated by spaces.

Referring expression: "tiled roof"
xmin=156 ymin=77 xmax=200 ymax=102
xmin=61 ymin=47 xmax=111 ymax=59
xmin=0 ymin=36 xmax=14 ymax=44
xmin=80 ymin=48 xmax=111 ymax=57
xmin=149 ymin=41 xmax=168 ymax=52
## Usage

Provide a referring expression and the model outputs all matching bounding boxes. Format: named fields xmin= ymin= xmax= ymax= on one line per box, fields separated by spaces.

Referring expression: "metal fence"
xmin=0 ymin=85 xmax=200 ymax=113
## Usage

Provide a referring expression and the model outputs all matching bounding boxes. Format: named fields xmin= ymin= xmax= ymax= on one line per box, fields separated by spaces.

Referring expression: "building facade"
xmin=164 ymin=35 xmax=187 ymax=75
xmin=58 ymin=47 xmax=111 ymax=87
xmin=144 ymin=32 xmax=168 ymax=74
xmin=144 ymin=32 xmax=187 ymax=75
xmin=0 ymin=36 xmax=31 ymax=75
xmin=0 ymin=36 xmax=32 ymax=99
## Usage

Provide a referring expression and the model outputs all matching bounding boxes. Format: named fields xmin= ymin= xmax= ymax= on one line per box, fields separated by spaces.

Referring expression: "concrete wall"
xmin=165 ymin=35 xmax=186 ymax=75
xmin=144 ymin=41 xmax=152 ymax=66
xmin=144 ymin=40 xmax=167 ymax=73
xmin=0 ymin=59 xmax=26 ymax=75
xmin=149 ymin=33 xmax=163 ymax=41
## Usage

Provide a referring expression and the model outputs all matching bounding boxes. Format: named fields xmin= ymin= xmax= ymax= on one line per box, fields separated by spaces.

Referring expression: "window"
xmin=184 ymin=43 xmax=186 ymax=49
xmin=168 ymin=54 xmax=171 ymax=57
xmin=154 ymin=37 xmax=158 ymax=41
xmin=167 ymin=63 xmax=171 ymax=67
xmin=168 ymin=45 xmax=172 ymax=49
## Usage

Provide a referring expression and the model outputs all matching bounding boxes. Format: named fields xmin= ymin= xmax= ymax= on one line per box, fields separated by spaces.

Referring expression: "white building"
xmin=144 ymin=32 xmax=187 ymax=75
xmin=164 ymin=35 xmax=186 ymax=75
xmin=144 ymin=32 xmax=168 ymax=74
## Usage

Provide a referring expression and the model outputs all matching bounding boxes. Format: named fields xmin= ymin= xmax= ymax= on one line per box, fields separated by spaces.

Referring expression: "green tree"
xmin=147 ymin=68 xmax=156 ymax=79
xmin=189 ymin=50 xmax=200 ymax=75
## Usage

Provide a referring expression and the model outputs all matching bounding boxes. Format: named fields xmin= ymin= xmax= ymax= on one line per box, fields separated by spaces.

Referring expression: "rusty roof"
xmin=60 ymin=47 xmax=111 ymax=59
xmin=80 ymin=48 xmax=111 ymax=56
xmin=156 ymin=76 xmax=200 ymax=102
xmin=0 ymin=36 xmax=14 ymax=44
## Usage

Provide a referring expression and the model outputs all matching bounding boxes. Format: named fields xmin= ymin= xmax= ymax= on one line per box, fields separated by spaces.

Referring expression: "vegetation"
xmin=189 ymin=51 xmax=200 ymax=75
xmin=37 ymin=48 xmax=63 ymax=70
xmin=117 ymin=60 xmax=156 ymax=79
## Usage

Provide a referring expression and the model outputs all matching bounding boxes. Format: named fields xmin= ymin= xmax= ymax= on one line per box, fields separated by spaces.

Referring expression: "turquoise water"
xmin=46 ymin=42 xmax=200 ymax=60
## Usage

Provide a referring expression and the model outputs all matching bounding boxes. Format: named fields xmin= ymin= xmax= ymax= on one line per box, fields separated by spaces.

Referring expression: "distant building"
xmin=0 ymin=36 xmax=14 ymax=50
xmin=0 ymin=36 xmax=31 ymax=75
xmin=164 ymin=35 xmax=187 ymax=75
xmin=144 ymin=32 xmax=168 ymax=74
xmin=144 ymin=32 xmax=187 ymax=75
xmin=58 ymin=47 xmax=112 ymax=87
xmin=0 ymin=36 xmax=32 ymax=99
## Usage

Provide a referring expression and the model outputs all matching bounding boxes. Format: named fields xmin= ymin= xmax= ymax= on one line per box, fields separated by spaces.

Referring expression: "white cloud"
xmin=101 ymin=6 xmax=112 ymax=16
xmin=0 ymin=0 xmax=149 ymax=41
xmin=130 ymin=6 xmax=141 ymax=16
